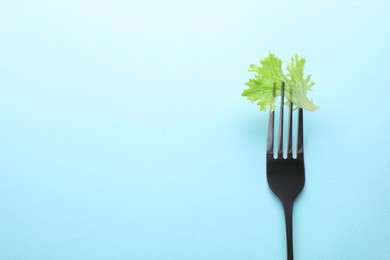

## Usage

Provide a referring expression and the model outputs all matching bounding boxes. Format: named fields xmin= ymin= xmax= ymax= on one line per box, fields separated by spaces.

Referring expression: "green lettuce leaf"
xmin=242 ymin=53 xmax=319 ymax=112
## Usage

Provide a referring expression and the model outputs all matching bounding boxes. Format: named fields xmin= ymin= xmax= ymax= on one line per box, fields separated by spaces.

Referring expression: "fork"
xmin=266 ymin=82 xmax=305 ymax=260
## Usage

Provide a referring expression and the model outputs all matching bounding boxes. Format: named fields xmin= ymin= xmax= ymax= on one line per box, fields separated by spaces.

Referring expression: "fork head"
xmin=266 ymin=82 xmax=305 ymax=204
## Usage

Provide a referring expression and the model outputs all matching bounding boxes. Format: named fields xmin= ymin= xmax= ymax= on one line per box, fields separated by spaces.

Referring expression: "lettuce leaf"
xmin=242 ymin=53 xmax=319 ymax=112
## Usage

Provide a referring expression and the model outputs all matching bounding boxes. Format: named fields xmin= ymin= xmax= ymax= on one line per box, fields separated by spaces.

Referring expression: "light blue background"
xmin=1 ymin=0 xmax=390 ymax=259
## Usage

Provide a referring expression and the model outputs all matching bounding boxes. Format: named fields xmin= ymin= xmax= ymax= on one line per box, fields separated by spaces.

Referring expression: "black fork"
xmin=266 ymin=82 xmax=305 ymax=260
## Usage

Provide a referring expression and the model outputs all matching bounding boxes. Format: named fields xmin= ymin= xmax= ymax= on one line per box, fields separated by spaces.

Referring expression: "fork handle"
xmin=283 ymin=203 xmax=294 ymax=260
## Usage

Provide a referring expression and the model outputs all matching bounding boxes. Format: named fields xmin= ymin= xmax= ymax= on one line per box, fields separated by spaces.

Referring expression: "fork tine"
xmin=267 ymin=111 xmax=275 ymax=157
xmin=277 ymin=82 xmax=285 ymax=158
xmin=297 ymin=108 xmax=304 ymax=158
xmin=287 ymin=102 xmax=293 ymax=158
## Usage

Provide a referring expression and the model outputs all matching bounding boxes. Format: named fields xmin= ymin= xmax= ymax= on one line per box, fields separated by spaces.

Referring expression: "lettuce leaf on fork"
xmin=242 ymin=53 xmax=319 ymax=112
